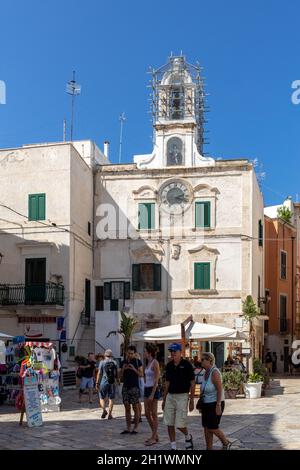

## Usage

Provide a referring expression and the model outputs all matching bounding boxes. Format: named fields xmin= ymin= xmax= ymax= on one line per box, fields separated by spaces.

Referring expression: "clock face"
xmin=160 ymin=181 xmax=190 ymax=212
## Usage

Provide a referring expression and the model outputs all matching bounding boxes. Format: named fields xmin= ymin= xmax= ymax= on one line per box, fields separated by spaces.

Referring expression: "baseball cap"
xmin=168 ymin=343 xmax=182 ymax=352
xmin=104 ymin=349 xmax=113 ymax=357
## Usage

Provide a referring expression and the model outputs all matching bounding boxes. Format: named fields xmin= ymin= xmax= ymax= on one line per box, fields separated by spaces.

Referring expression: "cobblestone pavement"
xmin=1 ymin=376 xmax=300 ymax=450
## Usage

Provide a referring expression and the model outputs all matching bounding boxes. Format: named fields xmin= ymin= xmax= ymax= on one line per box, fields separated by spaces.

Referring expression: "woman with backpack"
xmin=96 ymin=349 xmax=118 ymax=419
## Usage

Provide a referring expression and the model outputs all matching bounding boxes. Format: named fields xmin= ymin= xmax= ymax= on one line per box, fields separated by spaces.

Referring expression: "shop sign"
xmin=23 ymin=373 xmax=43 ymax=427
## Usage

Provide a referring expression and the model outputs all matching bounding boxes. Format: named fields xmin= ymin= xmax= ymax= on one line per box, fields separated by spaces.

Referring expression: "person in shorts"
xmin=200 ymin=352 xmax=233 ymax=450
xmin=162 ymin=343 xmax=195 ymax=450
xmin=96 ymin=349 xmax=118 ymax=419
xmin=119 ymin=345 xmax=143 ymax=435
xmin=77 ymin=353 xmax=96 ymax=404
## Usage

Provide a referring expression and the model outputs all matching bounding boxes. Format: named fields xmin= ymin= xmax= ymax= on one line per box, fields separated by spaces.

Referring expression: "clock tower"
xmin=134 ymin=55 xmax=215 ymax=169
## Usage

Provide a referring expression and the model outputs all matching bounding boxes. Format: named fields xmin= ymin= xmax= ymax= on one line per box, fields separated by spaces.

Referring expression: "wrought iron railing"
xmin=0 ymin=283 xmax=64 ymax=306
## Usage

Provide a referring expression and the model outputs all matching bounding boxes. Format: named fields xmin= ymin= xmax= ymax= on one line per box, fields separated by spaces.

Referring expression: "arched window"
xmin=167 ymin=137 xmax=183 ymax=166
xmin=169 ymin=85 xmax=184 ymax=120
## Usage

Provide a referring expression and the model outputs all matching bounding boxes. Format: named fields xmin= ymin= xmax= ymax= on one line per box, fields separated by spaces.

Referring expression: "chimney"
xmin=104 ymin=140 xmax=110 ymax=159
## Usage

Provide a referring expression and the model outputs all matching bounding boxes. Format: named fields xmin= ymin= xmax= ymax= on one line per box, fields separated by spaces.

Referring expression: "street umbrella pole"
xmin=180 ymin=315 xmax=193 ymax=358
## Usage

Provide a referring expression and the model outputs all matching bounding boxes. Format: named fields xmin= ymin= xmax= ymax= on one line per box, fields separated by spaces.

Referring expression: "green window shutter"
xmin=28 ymin=194 xmax=46 ymax=221
xmin=138 ymin=203 xmax=155 ymax=230
xmin=28 ymin=195 xmax=37 ymax=221
xmin=38 ymin=194 xmax=46 ymax=220
xmin=104 ymin=282 xmax=111 ymax=300
xmin=132 ymin=264 xmax=140 ymax=291
xmin=149 ymin=203 xmax=155 ymax=229
xmin=194 ymin=263 xmax=210 ymax=290
xmin=153 ymin=264 xmax=161 ymax=291
xmin=124 ymin=282 xmax=131 ymax=299
xmin=195 ymin=202 xmax=211 ymax=228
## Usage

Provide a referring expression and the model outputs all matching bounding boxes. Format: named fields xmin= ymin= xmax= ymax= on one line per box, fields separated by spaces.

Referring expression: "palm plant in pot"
xmin=222 ymin=369 xmax=244 ymax=399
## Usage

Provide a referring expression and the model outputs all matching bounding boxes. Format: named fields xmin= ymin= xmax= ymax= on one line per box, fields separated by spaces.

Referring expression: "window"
xmin=132 ymin=264 xmax=161 ymax=291
xmin=167 ymin=137 xmax=183 ymax=166
xmin=169 ymin=86 xmax=184 ymax=120
xmin=195 ymin=202 xmax=211 ymax=228
xmin=28 ymin=194 xmax=46 ymax=221
xmin=279 ymin=295 xmax=287 ymax=332
xmin=280 ymin=251 xmax=287 ymax=280
xmin=194 ymin=263 xmax=210 ymax=290
xmin=138 ymin=203 xmax=155 ymax=230
xmin=258 ymin=220 xmax=263 ymax=247
xmin=103 ymin=282 xmax=130 ymax=301
xmin=25 ymin=258 xmax=46 ymax=304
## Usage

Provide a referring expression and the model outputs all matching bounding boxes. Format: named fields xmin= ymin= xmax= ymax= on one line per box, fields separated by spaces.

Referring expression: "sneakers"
xmin=101 ymin=410 xmax=108 ymax=419
xmin=185 ymin=434 xmax=194 ymax=450
xmin=108 ymin=414 xmax=113 ymax=420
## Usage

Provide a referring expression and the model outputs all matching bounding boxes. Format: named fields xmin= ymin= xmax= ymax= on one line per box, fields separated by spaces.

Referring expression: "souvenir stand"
xmin=18 ymin=341 xmax=61 ymax=427
xmin=0 ymin=336 xmax=24 ymax=407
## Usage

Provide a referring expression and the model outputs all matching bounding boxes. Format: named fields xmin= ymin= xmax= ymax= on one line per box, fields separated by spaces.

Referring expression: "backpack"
xmin=104 ymin=361 xmax=116 ymax=384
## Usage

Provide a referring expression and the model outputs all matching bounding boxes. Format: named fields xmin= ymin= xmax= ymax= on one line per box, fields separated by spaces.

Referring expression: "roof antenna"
xmin=66 ymin=71 xmax=81 ymax=141
xmin=119 ymin=112 xmax=126 ymax=164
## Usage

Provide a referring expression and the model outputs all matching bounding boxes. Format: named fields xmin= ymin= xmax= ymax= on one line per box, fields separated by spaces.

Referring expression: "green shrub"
xmin=248 ymin=372 xmax=264 ymax=383
xmin=222 ymin=369 xmax=244 ymax=391
xmin=253 ymin=358 xmax=269 ymax=385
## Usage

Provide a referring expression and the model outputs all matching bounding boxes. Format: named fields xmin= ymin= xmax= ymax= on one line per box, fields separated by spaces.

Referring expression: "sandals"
xmin=145 ymin=440 xmax=158 ymax=446
xmin=120 ymin=429 xmax=139 ymax=435
xmin=185 ymin=434 xmax=194 ymax=450
xmin=222 ymin=440 xmax=236 ymax=450
xmin=145 ymin=436 xmax=159 ymax=445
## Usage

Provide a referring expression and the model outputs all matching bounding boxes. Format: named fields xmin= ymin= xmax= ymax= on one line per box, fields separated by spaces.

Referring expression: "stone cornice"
xmin=188 ymin=245 xmax=220 ymax=255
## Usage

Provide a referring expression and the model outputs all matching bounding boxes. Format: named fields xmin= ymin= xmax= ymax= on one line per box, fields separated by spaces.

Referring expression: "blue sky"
xmin=1 ymin=0 xmax=300 ymax=205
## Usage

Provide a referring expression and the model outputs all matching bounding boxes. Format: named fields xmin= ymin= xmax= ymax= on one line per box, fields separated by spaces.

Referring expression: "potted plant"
xmin=222 ymin=369 xmax=244 ymax=399
xmin=244 ymin=372 xmax=263 ymax=398
xmin=253 ymin=358 xmax=269 ymax=396
xmin=106 ymin=310 xmax=138 ymax=359
xmin=242 ymin=295 xmax=260 ymax=372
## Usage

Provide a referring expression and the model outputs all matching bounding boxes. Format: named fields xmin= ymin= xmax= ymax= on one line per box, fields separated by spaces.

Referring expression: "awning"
xmin=133 ymin=321 xmax=247 ymax=342
xmin=0 ymin=332 xmax=13 ymax=339
xmin=25 ymin=341 xmax=53 ymax=348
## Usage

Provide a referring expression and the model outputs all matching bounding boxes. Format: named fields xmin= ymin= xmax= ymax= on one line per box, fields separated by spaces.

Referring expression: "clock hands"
xmin=175 ymin=194 xmax=188 ymax=203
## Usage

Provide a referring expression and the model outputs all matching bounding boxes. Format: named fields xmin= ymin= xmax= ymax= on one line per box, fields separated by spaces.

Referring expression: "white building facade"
xmin=0 ymin=140 xmax=108 ymax=362
xmin=94 ymin=56 xmax=265 ymax=364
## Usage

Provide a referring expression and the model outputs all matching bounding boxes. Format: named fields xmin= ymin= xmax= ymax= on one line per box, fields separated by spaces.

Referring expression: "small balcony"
xmin=0 ymin=283 xmax=64 ymax=307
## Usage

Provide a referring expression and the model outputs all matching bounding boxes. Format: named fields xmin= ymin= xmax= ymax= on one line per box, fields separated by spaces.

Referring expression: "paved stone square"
xmin=1 ymin=376 xmax=300 ymax=450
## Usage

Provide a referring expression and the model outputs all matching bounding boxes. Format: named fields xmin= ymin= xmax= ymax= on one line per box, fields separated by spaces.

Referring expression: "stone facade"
xmin=0 ymin=140 xmax=108 ymax=362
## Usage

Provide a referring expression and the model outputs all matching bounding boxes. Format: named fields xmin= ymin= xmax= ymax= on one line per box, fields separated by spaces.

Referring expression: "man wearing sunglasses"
xmin=162 ymin=343 xmax=195 ymax=450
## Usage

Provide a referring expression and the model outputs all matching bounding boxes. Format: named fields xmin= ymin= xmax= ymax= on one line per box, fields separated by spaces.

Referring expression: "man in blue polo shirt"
xmin=162 ymin=343 xmax=195 ymax=450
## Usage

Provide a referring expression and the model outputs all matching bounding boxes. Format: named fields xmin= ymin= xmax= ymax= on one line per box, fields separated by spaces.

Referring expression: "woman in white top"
xmin=143 ymin=343 xmax=161 ymax=446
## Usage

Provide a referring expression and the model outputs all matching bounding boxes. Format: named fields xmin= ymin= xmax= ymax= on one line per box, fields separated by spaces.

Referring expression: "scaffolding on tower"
xmin=148 ymin=54 xmax=209 ymax=155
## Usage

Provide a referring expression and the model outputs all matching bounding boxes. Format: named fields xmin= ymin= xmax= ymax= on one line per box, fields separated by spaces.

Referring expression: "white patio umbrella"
xmin=0 ymin=332 xmax=13 ymax=339
xmin=133 ymin=321 xmax=246 ymax=342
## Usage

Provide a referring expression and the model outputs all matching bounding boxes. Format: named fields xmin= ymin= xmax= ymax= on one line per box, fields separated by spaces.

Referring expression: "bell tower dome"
xmin=134 ymin=54 xmax=215 ymax=169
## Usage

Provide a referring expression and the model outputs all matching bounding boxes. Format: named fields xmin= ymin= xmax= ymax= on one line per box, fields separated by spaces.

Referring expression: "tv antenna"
xmin=66 ymin=71 xmax=81 ymax=141
xmin=119 ymin=112 xmax=126 ymax=163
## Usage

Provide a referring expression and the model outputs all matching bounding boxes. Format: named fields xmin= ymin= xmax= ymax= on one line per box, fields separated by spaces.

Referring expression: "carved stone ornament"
xmin=171 ymin=244 xmax=181 ymax=260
